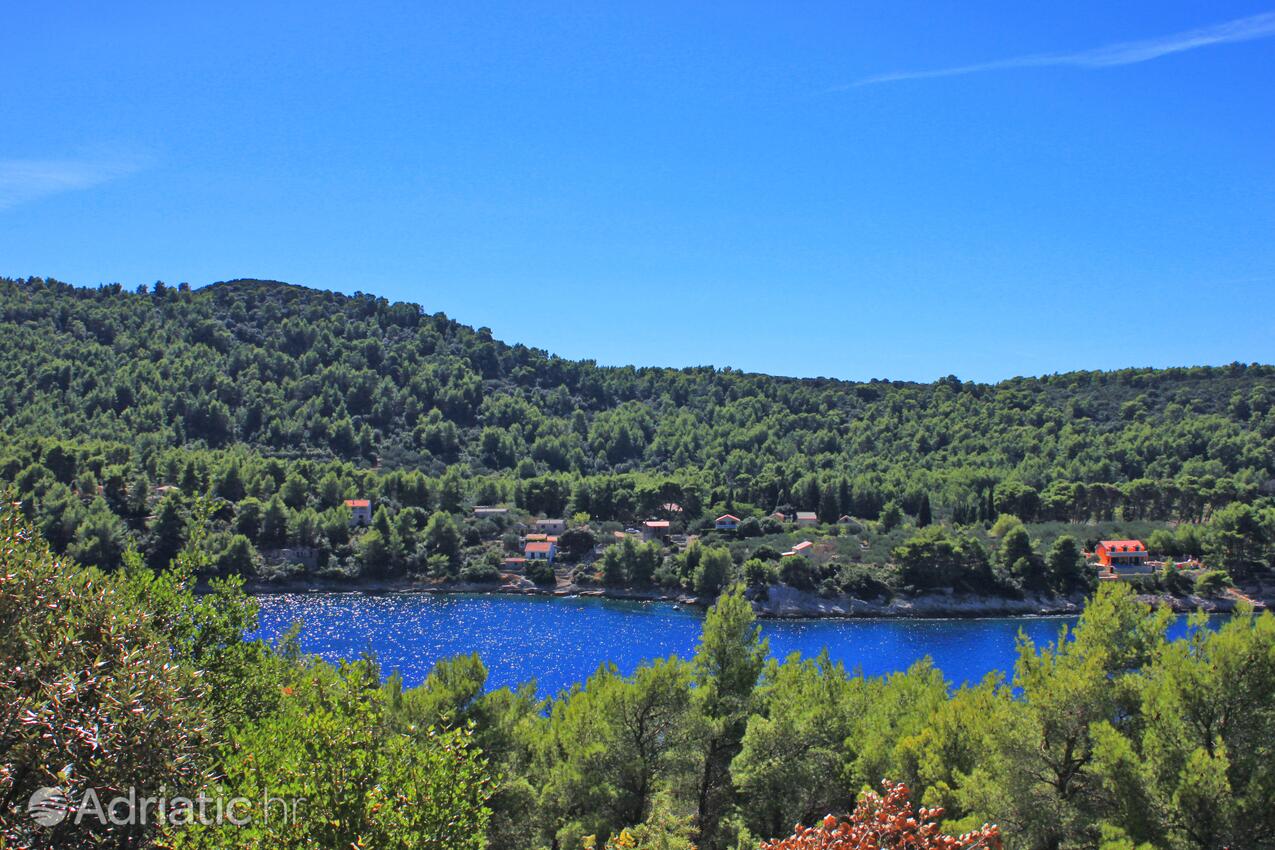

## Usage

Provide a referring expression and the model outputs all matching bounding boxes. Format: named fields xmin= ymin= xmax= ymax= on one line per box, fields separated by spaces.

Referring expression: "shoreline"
xmin=240 ymin=576 xmax=1261 ymax=620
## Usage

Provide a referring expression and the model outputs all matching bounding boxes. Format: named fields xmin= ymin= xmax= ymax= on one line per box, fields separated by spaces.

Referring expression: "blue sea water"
xmin=251 ymin=592 xmax=1199 ymax=697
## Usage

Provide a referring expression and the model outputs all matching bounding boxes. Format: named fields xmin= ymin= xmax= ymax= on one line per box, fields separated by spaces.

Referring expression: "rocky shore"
xmin=242 ymin=575 xmax=1263 ymax=619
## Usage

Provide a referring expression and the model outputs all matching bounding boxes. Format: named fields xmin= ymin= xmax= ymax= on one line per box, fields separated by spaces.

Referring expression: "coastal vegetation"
xmin=1 ymin=276 xmax=1272 ymax=601
xmin=4 ymin=509 xmax=1274 ymax=850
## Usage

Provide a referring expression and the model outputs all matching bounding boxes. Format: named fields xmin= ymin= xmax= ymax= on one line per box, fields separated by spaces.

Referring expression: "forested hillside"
xmin=1 ymin=275 xmax=1273 ymax=589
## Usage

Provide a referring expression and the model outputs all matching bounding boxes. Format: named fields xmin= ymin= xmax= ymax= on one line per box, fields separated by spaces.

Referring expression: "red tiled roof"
xmin=716 ymin=514 xmax=740 ymax=522
xmin=792 ymin=541 xmax=814 ymax=551
xmin=525 ymin=541 xmax=554 ymax=553
xmin=345 ymin=499 xmax=371 ymax=508
xmin=1098 ymin=539 xmax=1144 ymax=551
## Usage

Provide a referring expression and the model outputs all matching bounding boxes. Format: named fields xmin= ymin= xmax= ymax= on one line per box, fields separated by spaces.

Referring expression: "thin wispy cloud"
xmin=0 ymin=157 xmax=145 ymax=211
xmin=847 ymin=10 xmax=1275 ymax=88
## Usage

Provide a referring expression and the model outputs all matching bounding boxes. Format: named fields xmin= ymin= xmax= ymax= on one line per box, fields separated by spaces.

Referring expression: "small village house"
xmin=1095 ymin=539 xmax=1149 ymax=567
xmin=642 ymin=520 xmax=670 ymax=542
xmin=1094 ymin=539 xmax=1154 ymax=578
xmin=837 ymin=515 xmax=853 ymax=525
xmin=502 ymin=557 xmax=527 ymax=572
xmin=535 ymin=518 xmax=566 ymax=534
xmin=524 ymin=540 xmax=557 ymax=563
xmin=782 ymin=540 xmax=814 ymax=557
xmin=473 ymin=506 xmax=509 ymax=518
xmin=715 ymin=514 xmax=740 ymax=531
xmin=344 ymin=499 xmax=372 ymax=526
xmin=795 ymin=511 xmax=818 ymax=527
xmin=770 ymin=511 xmax=788 ymax=522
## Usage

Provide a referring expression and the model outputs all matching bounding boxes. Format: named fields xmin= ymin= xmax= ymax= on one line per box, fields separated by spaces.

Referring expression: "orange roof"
xmin=525 ymin=533 xmax=549 ymax=541
xmin=525 ymin=541 xmax=554 ymax=553
xmin=716 ymin=514 xmax=740 ymax=522
xmin=1098 ymin=539 xmax=1144 ymax=551
xmin=792 ymin=541 xmax=814 ymax=551
xmin=344 ymin=499 xmax=371 ymax=508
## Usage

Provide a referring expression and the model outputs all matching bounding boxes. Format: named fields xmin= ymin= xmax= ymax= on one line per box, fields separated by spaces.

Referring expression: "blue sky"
xmin=2 ymin=2 xmax=1273 ymax=382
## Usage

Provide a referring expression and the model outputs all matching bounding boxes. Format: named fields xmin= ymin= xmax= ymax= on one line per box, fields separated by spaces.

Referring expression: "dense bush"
xmin=1194 ymin=568 xmax=1234 ymax=595
xmin=0 ymin=509 xmax=492 ymax=849
xmin=526 ymin=559 xmax=556 ymax=585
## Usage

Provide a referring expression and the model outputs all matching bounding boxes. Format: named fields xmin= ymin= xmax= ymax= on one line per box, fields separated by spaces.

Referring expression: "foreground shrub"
xmin=1 ymin=506 xmax=494 ymax=850
xmin=166 ymin=658 xmax=493 ymax=850
xmin=0 ymin=510 xmax=208 ymax=849
xmin=760 ymin=782 xmax=999 ymax=850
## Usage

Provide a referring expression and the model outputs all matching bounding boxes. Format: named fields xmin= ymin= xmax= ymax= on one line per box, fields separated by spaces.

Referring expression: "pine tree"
xmin=692 ymin=585 xmax=768 ymax=849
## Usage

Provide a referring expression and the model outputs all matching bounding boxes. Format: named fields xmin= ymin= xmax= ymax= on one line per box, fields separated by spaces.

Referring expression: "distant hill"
xmin=2 ymin=275 xmax=1272 ymax=527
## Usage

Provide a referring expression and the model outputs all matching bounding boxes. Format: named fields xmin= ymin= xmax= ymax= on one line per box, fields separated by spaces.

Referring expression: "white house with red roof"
xmin=524 ymin=540 xmax=557 ymax=563
xmin=344 ymin=498 xmax=372 ymax=526
xmin=715 ymin=514 xmax=741 ymax=531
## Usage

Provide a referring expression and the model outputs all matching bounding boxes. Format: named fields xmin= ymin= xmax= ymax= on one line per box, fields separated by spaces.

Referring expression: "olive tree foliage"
xmin=169 ymin=659 xmax=493 ymax=850
xmin=0 ymin=509 xmax=209 ymax=850
xmin=0 ymin=505 xmax=495 ymax=850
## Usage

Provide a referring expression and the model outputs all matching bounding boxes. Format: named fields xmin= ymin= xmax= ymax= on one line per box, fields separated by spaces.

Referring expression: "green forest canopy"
xmin=1 ymin=275 xmax=1272 ymax=585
